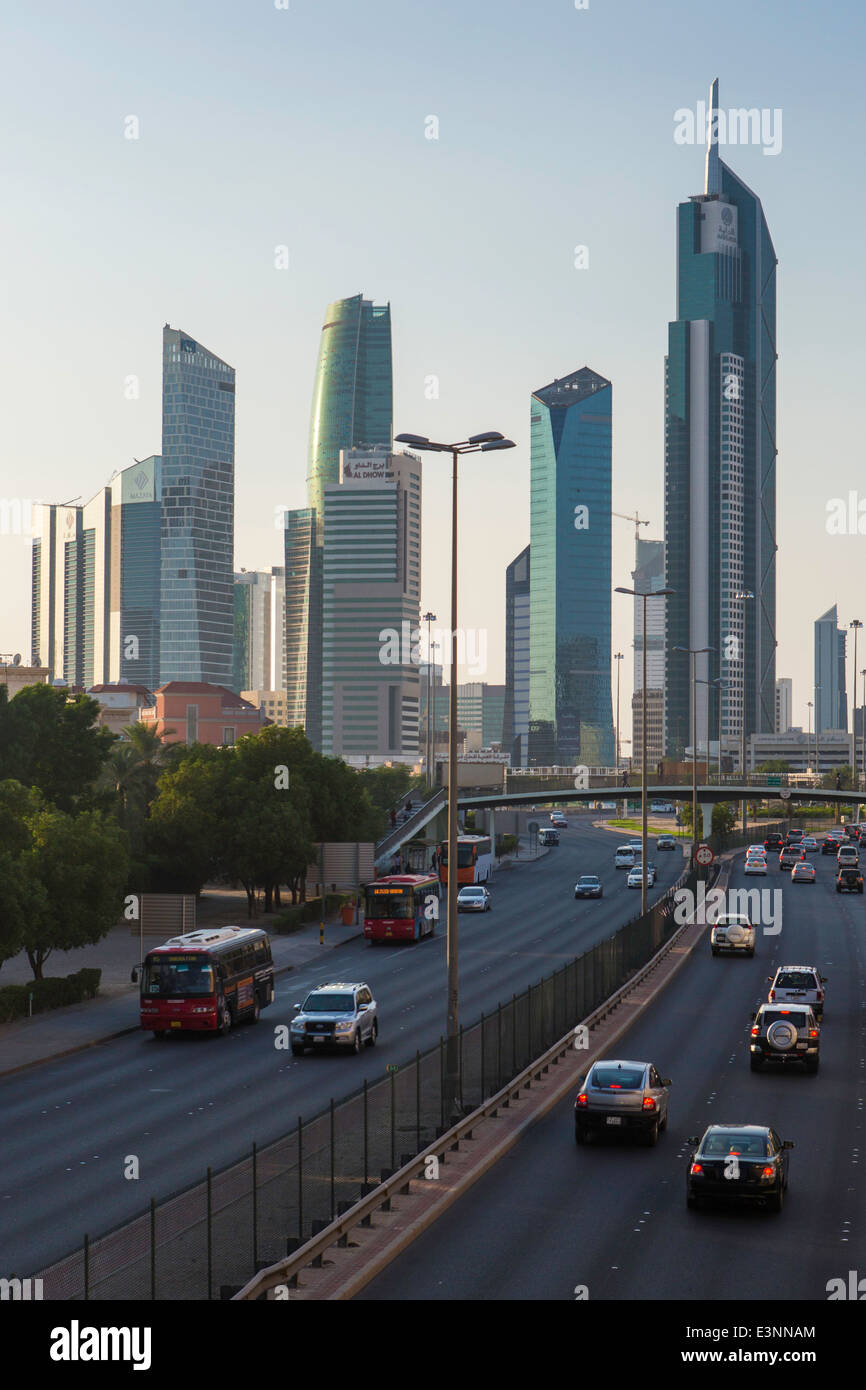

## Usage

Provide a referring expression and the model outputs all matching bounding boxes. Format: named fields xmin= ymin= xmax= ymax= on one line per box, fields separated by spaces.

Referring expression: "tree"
xmin=0 ymin=684 xmax=115 ymax=811
xmin=756 ymin=760 xmax=791 ymax=774
xmin=0 ymin=781 xmax=47 ymax=972
xmin=822 ymin=765 xmax=853 ymax=791
xmin=357 ymin=764 xmax=424 ymax=818
xmin=144 ymin=746 xmax=231 ymax=894
xmin=18 ymin=802 xmax=129 ymax=979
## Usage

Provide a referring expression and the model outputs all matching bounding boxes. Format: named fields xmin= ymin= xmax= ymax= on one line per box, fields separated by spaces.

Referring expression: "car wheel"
xmin=352 ymin=1030 xmax=362 ymax=1055
xmin=216 ymin=1003 xmax=232 ymax=1037
xmin=644 ymin=1119 xmax=659 ymax=1147
xmin=686 ymin=1191 xmax=700 ymax=1210
xmin=291 ymin=1044 xmax=304 ymax=1057
xmin=747 ymin=949 xmax=755 ymax=958
xmin=711 ymin=947 xmax=719 ymax=957
xmin=660 ymin=1109 xmax=668 ymax=1131
xmin=575 ymin=1124 xmax=586 ymax=1145
xmin=805 ymin=1056 xmax=819 ymax=1074
xmin=750 ymin=1055 xmax=764 ymax=1072
xmin=366 ymin=1019 xmax=378 ymax=1048
xmin=768 ymin=1186 xmax=784 ymax=1213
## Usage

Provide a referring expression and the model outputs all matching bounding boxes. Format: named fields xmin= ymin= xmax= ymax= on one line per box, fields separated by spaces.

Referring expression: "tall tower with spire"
xmin=664 ymin=79 xmax=778 ymax=762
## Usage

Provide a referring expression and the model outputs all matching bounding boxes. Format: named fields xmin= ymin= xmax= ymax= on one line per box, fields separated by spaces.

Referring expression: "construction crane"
xmin=613 ymin=509 xmax=651 ymax=541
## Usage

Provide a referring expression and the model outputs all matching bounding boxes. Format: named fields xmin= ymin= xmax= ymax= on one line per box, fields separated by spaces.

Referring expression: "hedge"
xmin=272 ymin=892 xmax=354 ymax=935
xmin=0 ymin=968 xmax=102 ymax=1024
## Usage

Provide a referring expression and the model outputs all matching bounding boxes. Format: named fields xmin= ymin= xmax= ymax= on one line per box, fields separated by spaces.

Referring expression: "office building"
xmin=109 ymin=456 xmax=162 ymax=690
xmin=320 ymin=447 xmax=420 ymax=761
xmin=774 ymin=677 xmax=792 ymax=734
xmin=631 ymin=538 xmax=666 ymax=770
xmin=504 ymin=545 xmax=530 ymax=766
xmin=528 ymin=367 xmax=614 ymax=766
xmin=159 ymin=326 xmax=236 ymax=686
xmin=748 ymin=728 xmax=851 ymax=777
xmin=457 ymin=683 xmax=507 ymax=749
xmin=283 ymin=507 xmax=317 ymax=733
xmin=232 ymin=568 xmax=285 ymax=696
xmin=814 ymin=605 xmax=847 ymax=733
xmin=664 ymin=78 xmax=777 ymax=759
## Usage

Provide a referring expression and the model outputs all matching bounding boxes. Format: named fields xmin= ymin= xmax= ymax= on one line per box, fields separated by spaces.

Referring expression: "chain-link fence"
xmin=37 ymin=866 xmax=696 ymax=1301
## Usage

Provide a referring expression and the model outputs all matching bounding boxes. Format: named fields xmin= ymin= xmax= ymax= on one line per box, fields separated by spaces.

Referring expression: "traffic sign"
xmin=779 ymin=788 xmax=791 ymax=801
xmin=695 ymin=844 xmax=714 ymax=866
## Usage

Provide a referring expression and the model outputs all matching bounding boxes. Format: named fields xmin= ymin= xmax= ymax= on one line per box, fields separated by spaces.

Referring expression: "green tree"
xmin=144 ymin=746 xmax=231 ymax=894
xmin=0 ymin=781 xmax=47 ymax=972
xmin=357 ymin=764 xmax=424 ymax=818
xmin=755 ymin=760 xmax=791 ymax=774
xmin=0 ymin=684 xmax=115 ymax=810
xmin=822 ymin=765 xmax=853 ymax=790
xmin=19 ymin=802 xmax=129 ymax=978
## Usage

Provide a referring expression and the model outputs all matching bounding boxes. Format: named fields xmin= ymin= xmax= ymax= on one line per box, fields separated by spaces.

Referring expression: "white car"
xmin=744 ymin=853 xmax=767 ymax=875
xmin=457 ymin=885 xmax=491 ymax=912
xmin=746 ymin=844 xmax=767 ymax=858
xmin=710 ymin=913 xmax=756 ymax=957
xmin=627 ymin=864 xmax=657 ymax=888
xmin=768 ymin=964 xmax=827 ymax=1019
xmin=614 ymin=847 xmax=636 ymax=870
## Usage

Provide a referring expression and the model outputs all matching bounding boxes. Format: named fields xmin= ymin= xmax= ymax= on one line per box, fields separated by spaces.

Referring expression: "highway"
xmin=359 ymin=846 xmax=866 ymax=1301
xmin=0 ymin=815 xmax=683 ymax=1273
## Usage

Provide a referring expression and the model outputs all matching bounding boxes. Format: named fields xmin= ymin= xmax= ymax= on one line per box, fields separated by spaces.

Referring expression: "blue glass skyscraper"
xmin=159 ymin=325 xmax=236 ymax=685
xmin=664 ymin=79 xmax=777 ymax=758
xmin=528 ymin=367 xmax=614 ymax=767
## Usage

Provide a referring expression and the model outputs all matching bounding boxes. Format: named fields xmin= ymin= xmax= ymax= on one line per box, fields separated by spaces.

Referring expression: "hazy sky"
xmin=2 ymin=0 xmax=865 ymax=737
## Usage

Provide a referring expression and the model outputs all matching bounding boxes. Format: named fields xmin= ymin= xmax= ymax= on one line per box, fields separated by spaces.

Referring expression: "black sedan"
xmin=686 ymin=1124 xmax=792 ymax=1213
xmin=822 ymin=836 xmax=844 ymax=855
xmin=574 ymin=875 xmax=603 ymax=899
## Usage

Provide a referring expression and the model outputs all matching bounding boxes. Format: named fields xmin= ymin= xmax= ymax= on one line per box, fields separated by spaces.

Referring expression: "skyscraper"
xmin=232 ymin=568 xmax=286 ymax=695
xmin=504 ymin=545 xmax=530 ymax=766
xmin=814 ymin=605 xmax=847 ymax=732
xmin=159 ymin=326 xmax=236 ymax=685
xmin=631 ymin=538 xmax=666 ymax=770
xmin=319 ymin=447 xmax=420 ymax=763
xmin=110 ymin=456 xmax=162 ymax=690
xmin=664 ymin=79 xmax=777 ymax=759
xmin=291 ymin=294 xmax=394 ymax=747
xmin=528 ymin=368 xmax=614 ymax=767
xmin=774 ymin=677 xmax=792 ymax=734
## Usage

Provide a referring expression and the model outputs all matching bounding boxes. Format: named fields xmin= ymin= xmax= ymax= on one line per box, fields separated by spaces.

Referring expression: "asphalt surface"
xmin=0 ymin=817 xmax=684 ymax=1273
xmin=359 ymin=847 xmax=866 ymax=1301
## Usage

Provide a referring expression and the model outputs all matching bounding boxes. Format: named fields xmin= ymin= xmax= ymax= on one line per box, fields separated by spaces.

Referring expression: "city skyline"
xmin=3 ymin=0 xmax=865 ymax=733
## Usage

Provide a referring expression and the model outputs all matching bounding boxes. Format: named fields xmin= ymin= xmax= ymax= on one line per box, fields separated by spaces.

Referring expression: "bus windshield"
xmin=365 ymin=887 xmax=414 ymax=918
xmin=143 ymin=955 xmax=216 ymax=997
xmin=440 ymin=845 xmax=479 ymax=867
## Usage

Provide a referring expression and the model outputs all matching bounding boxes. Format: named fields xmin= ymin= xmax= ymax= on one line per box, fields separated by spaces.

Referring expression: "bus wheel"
xmin=217 ymin=1004 xmax=232 ymax=1036
xmin=247 ymin=998 xmax=261 ymax=1025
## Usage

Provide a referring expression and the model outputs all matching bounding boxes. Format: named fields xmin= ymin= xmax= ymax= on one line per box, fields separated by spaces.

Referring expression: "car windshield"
xmin=142 ymin=955 xmax=215 ymax=996
xmin=303 ymin=994 xmax=354 ymax=1013
xmin=715 ymin=916 xmax=752 ymax=928
xmin=775 ymin=972 xmax=817 ymax=989
xmin=460 ymin=888 xmax=484 ymax=897
xmin=702 ymin=1132 xmax=769 ymax=1157
xmin=578 ymin=877 xmax=599 ymax=886
xmin=591 ymin=1065 xmax=645 ymax=1090
xmin=763 ymin=1009 xmax=809 ymax=1026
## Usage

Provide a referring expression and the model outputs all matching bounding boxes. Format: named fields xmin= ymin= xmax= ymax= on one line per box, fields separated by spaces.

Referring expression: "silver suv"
xmin=749 ymin=1003 xmax=820 ymax=1073
xmin=768 ymin=964 xmax=827 ymax=1019
xmin=290 ymin=982 xmax=378 ymax=1056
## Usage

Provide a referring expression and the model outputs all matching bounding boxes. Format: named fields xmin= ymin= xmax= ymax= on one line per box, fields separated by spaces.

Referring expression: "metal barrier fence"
xmin=37 ymin=867 xmax=698 ymax=1301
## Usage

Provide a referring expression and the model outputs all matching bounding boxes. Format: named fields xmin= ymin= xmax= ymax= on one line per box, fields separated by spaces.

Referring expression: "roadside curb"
xmin=0 ymin=932 xmax=366 ymax=1082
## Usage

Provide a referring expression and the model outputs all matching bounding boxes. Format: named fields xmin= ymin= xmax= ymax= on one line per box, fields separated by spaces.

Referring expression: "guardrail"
xmin=234 ymin=859 xmax=708 ymax=1300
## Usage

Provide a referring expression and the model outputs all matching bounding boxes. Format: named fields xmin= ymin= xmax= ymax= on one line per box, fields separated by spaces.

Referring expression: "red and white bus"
xmin=364 ymin=874 xmax=442 ymax=943
xmin=438 ymin=835 xmax=494 ymax=886
xmin=138 ymin=927 xmax=275 ymax=1038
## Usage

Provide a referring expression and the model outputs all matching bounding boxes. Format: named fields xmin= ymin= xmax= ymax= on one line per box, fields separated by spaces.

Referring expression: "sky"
xmin=2 ymin=0 xmax=865 ymax=737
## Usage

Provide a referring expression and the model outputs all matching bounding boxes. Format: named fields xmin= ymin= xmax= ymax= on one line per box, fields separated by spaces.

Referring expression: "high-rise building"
xmin=319 ymin=447 xmax=420 ymax=763
xmin=456 ymin=683 xmax=507 ymax=749
xmin=293 ymin=295 xmax=394 ymax=749
xmin=815 ymin=605 xmax=847 ymax=732
xmin=110 ymin=456 xmax=162 ymax=690
xmin=528 ymin=368 xmax=614 ymax=767
xmin=159 ymin=326 xmax=236 ymax=685
xmin=774 ymin=677 xmax=792 ymax=734
xmin=664 ymin=79 xmax=777 ymax=759
xmin=631 ymin=538 xmax=666 ymax=770
xmin=31 ymin=503 xmax=57 ymax=672
xmin=504 ymin=545 xmax=530 ymax=766
xmin=232 ymin=568 xmax=286 ymax=695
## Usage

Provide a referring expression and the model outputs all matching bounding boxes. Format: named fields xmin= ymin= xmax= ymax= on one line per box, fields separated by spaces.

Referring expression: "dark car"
xmin=575 ymin=875 xmax=603 ymax=899
xmin=822 ymin=836 xmax=844 ymax=855
xmin=763 ymin=833 xmax=784 ymax=852
xmin=686 ymin=1124 xmax=792 ymax=1212
xmin=785 ymin=829 xmax=804 ymax=846
xmin=837 ymin=867 xmax=864 ymax=894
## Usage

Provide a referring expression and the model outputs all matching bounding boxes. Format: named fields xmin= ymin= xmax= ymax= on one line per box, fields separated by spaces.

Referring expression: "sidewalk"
xmin=0 ymin=904 xmax=364 ymax=1080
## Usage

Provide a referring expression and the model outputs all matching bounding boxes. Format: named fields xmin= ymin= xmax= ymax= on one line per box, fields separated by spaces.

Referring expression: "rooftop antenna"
xmin=704 ymin=76 xmax=721 ymax=195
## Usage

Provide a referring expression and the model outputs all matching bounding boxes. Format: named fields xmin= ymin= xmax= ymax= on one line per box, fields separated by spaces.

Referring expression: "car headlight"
xmin=290 ymin=1020 xmax=304 ymax=1031
xmin=334 ymin=1020 xmax=354 ymax=1032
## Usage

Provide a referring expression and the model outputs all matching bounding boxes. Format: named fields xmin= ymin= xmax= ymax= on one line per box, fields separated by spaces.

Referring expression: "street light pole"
xmin=423 ymin=610 xmax=437 ymax=789
xmin=616 ymin=586 xmax=674 ymax=914
xmin=861 ymin=668 xmax=866 ymax=794
xmin=396 ymin=429 xmax=515 ymax=1121
xmin=851 ymin=621 xmax=862 ymax=780
xmin=735 ymin=590 xmax=755 ymax=836
xmin=673 ymin=644 xmax=715 ymax=865
xmin=613 ymin=651 xmax=624 ymax=771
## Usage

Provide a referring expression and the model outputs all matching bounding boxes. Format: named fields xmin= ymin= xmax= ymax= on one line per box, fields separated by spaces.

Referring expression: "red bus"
xmin=364 ymin=874 xmax=442 ymax=943
xmin=438 ymin=835 xmax=494 ymax=886
xmin=138 ymin=926 xmax=275 ymax=1038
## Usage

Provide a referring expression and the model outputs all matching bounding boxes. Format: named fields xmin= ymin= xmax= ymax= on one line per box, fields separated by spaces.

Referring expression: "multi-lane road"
xmin=359 ymin=845 xmax=866 ymax=1301
xmin=1 ymin=815 xmax=682 ymax=1273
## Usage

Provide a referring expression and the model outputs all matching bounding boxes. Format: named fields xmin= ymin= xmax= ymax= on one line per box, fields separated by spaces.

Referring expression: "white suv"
xmin=768 ymin=965 xmax=827 ymax=1019
xmin=290 ymin=981 xmax=378 ymax=1056
xmin=710 ymin=913 xmax=756 ymax=957
xmin=615 ymin=846 xmax=635 ymax=869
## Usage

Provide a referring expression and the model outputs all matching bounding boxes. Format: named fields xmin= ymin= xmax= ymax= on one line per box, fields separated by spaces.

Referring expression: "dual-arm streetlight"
xmin=616 ymin=586 xmax=675 ymax=913
xmin=423 ymin=610 xmax=437 ymax=788
xmin=673 ymin=644 xmax=715 ymax=863
xmin=395 ymin=430 xmax=515 ymax=1118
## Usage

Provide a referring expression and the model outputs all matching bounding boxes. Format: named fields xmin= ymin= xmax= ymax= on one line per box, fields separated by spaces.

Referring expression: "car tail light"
xmin=642 ymin=1096 xmax=657 ymax=1111
xmin=609 ymin=1083 xmax=621 ymax=1089
xmin=809 ymin=1029 xmax=819 ymax=1038
xmin=576 ymin=1093 xmax=588 ymax=1107
xmin=817 ymin=991 xmax=824 ymax=1001
xmin=750 ymin=1026 xmax=759 ymax=1036
xmin=769 ymin=990 xmax=776 ymax=1001
xmin=761 ymin=1166 xmax=775 ymax=1180
xmin=690 ymin=1163 xmax=703 ymax=1175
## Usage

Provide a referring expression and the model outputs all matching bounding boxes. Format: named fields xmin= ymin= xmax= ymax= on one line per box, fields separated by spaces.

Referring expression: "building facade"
xmin=664 ymin=79 xmax=777 ymax=759
xmin=456 ymin=682 xmax=507 ymax=749
xmin=110 ymin=456 xmax=162 ymax=690
xmin=504 ymin=544 xmax=530 ymax=767
xmin=159 ymin=326 xmax=236 ymax=686
xmin=631 ymin=538 xmax=666 ymax=771
xmin=814 ymin=605 xmax=847 ymax=733
xmin=232 ymin=568 xmax=286 ymax=696
xmin=141 ymin=682 xmax=265 ymax=746
xmin=528 ymin=367 xmax=614 ymax=767
xmin=320 ymin=447 xmax=420 ymax=761
xmin=774 ymin=677 xmax=792 ymax=734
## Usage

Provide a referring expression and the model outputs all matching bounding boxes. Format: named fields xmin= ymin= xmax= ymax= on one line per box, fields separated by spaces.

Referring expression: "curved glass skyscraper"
xmin=307 ymin=295 xmax=393 ymax=517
